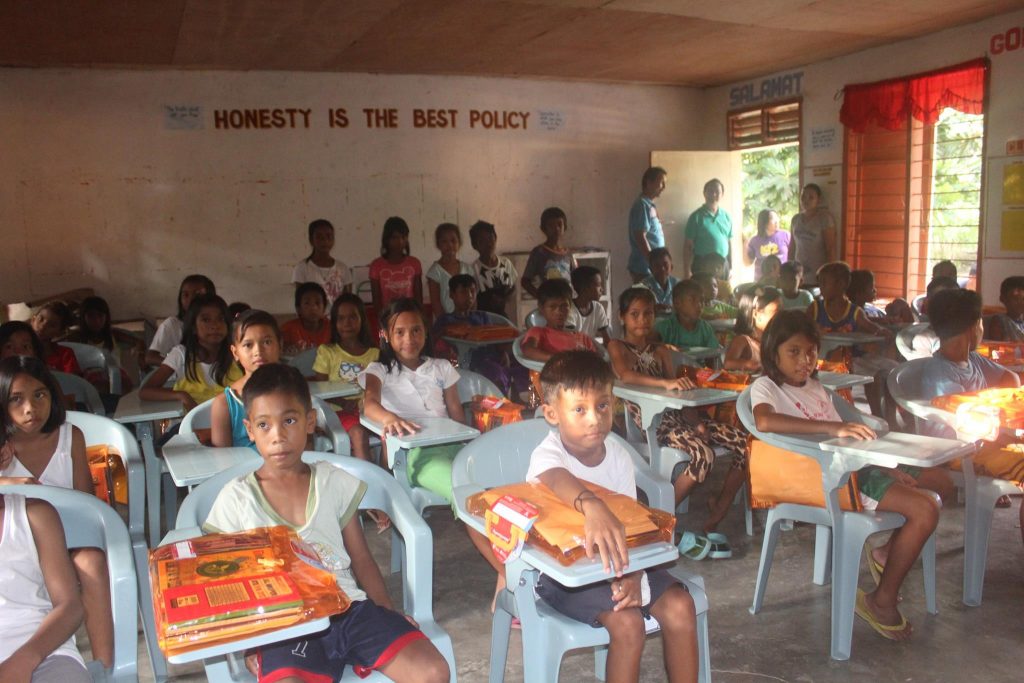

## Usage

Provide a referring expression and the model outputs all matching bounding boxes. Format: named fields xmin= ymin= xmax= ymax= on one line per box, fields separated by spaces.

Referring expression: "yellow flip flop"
xmin=855 ymin=588 xmax=910 ymax=641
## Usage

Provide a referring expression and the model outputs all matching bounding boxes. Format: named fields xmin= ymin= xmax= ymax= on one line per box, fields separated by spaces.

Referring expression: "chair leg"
xmin=488 ymin=607 xmax=513 ymax=683
xmin=593 ymin=645 xmax=608 ymax=681
xmin=750 ymin=509 xmax=784 ymax=614
xmin=697 ymin=609 xmax=712 ymax=683
xmin=830 ymin=518 xmax=876 ymax=661
xmin=161 ymin=472 xmax=177 ymax=534
xmin=963 ymin=481 xmax=1000 ymax=607
xmin=922 ymin=531 xmax=938 ymax=615
xmin=812 ymin=525 xmax=831 ymax=586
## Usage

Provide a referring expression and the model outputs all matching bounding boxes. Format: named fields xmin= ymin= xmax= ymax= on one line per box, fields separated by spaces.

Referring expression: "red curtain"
xmin=840 ymin=58 xmax=987 ymax=132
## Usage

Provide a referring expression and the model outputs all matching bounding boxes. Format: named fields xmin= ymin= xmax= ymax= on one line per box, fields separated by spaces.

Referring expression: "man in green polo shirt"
xmin=683 ymin=178 xmax=732 ymax=279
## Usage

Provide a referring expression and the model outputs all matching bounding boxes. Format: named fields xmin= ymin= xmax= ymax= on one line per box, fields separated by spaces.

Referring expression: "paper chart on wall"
xmin=985 ymin=157 xmax=1024 ymax=257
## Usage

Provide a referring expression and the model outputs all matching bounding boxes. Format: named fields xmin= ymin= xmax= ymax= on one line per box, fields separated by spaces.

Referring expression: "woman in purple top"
xmin=744 ymin=209 xmax=790 ymax=280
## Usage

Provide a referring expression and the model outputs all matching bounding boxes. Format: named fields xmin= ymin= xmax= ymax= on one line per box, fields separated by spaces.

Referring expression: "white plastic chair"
xmin=736 ymin=387 xmax=938 ymax=660
xmin=0 ymin=484 xmax=137 ymax=683
xmin=887 ymin=358 xmax=1020 ymax=606
xmin=286 ymin=348 xmax=319 ymax=377
xmin=179 ymin=395 xmax=351 ymax=454
xmin=482 ymin=311 xmax=516 ymax=328
xmin=60 ymin=341 xmax=123 ymax=395
xmin=451 ymin=418 xmax=711 ymax=683
xmin=171 ymin=452 xmax=456 ymax=682
xmin=54 ymin=370 xmax=106 ymax=415
xmin=512 ymin=333 xmax=609 ymax=374
xmin=895 ymin=322 xmax=936 ymax=361
xmin=910 ymin=294 xmax=927 ymax=318
xmin=65 ymin=411 xmax=167 ymax=681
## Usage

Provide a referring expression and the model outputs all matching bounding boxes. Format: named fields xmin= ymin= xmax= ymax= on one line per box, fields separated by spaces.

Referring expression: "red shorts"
xmin=337 ymin=409 xmax=360 ymax=432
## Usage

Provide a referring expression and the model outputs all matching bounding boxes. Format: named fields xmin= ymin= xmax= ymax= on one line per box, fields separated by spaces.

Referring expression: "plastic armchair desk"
xmin=308 ymin=380 xmax=361 ymax=401
xmin=737 ymin=388 xmax=974 ymax=660
xmin=112 ymin=389 xmax=185 ymax=545
xmin=708 ymin=318 xmax=736 ymax=332
xmin=670 ymin=346 xmax=723 ymax=370
xmin=816 ymin=371 xmax=874 ymax=392
xmin=820 ymin=332 xmax=885 ymax=358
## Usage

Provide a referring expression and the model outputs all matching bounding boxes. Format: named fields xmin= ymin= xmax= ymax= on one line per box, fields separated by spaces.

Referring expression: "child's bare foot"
xmin=367 ymin=509 xmax=391 ymax=532
xmin=856 ymin=589 xmax=912 ymax=641
xmin=702 ymin=498 xmax=729 ymax=534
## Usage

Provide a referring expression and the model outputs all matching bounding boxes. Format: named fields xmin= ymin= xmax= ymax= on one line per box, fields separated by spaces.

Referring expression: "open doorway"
xmin=737 ymin=142 xmax=801 ymax=284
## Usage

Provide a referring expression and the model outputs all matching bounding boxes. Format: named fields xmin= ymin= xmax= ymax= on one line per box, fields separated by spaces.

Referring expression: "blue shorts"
xmin=255 ymin=599 xmax=426 ymax=682
xmin=536 ymin=565 xmax=682 ymax=627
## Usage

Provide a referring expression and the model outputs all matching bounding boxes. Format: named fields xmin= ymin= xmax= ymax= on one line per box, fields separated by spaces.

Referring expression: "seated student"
xmin=0 ymin=493 xmax=91 ymax=683
xmin=520 ymin=207 xmax=577 ymax=299
xmin=916 ymin=287 xmax=1023 ymax=536
xmin=932 ymin=260 xmax=958 ymax=282
xmin=281 ymin=282 xmax=331 ymax=356
xmin=432 ymin=275 xmax=526 ymax=398
xmin=654 ymin=280 xmax=719 ymax=351
xmin=0 ymin=321 xmax=44 ymax=360
xmin=521 ymin=279 xmax=598 ymax=363
xmin=571 ymin=266 xmax=611 ymax=346
xmin=691 ymin=252 xmax=732 ymax=303
xmin=145 ymin=274 xmax=216 ymax=368
xmin=426 ymin=222 xmax=473 ymax=323
xmin=917 ymin=275 xmax=958 ymax=323
xmin=848 ymin=270 xmax=888 ymax=320
xmin=984 ymin=276 xmax=1024 ymax=341
xmin=779 ymin=261 xmax=814 ymax=310
xmin=691 ymin=271 xmax=738 ymax=320
xmin=809 ymin=262 xmax=895 ymax=418
xmin=528 ymin=351 xmax=698 ymax=683
xmin=758 ymin=254 xmax=782 ymax=289
xmin=751 ymin=309 xmax=945 ymax=641
xmin=610 ymin=288 xmax=747 ymax=532
xmin=640 ymin=247 xmax=679 ymax=314
xmin=30 ymin=302 xmax=81 ymax=376
xmin=724 ymin=287 xmax=781 ymax=372
xmin=204 ymin=364 xmax=449 ymax=683
xmin=468 ymin=220 xmax=519 ymax=318
xmin=67 ymin=295 xmax=144 ymax=378
xmin=909 ymin=277 xmax=958 ymax=358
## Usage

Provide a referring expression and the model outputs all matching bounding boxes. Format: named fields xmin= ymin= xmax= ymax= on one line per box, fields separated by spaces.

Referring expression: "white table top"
xmin=817 ymin=371 xmax=874 ymax=391
xmin=820 ymin=431 xmax=975 ymax=469
xmin=161 ymin=437 xmax=262 ymax=487
xmin=674 ymin=346 xmax=722 ymax=361
xmin=113 ymin=389 xmax=184 ymax=424
xmin=708 ymin=318 xmax=736 ymax=332
xmin=307 ymin=380 xmax=361 ymax=401
xmin=821 ymin=332 xmax=886 ymax=346
xmin=359 ymin=415 xmax=480 ymax=450
xmin=613 ymin=382 xmax=738 ymax=409
xmin=442 ymin=335 xmax=514 ymax=348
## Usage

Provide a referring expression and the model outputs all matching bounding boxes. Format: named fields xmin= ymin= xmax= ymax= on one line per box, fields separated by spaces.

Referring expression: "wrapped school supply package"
xmin=931 ymin=387 xmax=1024 ymax=434
xmin=86 ymin=444 xmax=127 ymax=506
xmin=442 ymin=323 xmax=519 ymax=342
xmin=747 ymin=438 xmax=861 ymax=511
xmin=467 ymin=482 xmax=674 ymax=566
xmin=975 ymin=341 xmax=1024 ymax=366
xmin=470 ymin=394 xmax=525 ymax=433
xmin=693 ymin=368 xmax=752 ymax=392
xmin=150 ymin=526 xmax=348 ymax=657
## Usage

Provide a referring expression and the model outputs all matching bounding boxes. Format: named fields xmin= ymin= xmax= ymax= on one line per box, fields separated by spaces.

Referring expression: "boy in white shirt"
xmin=570 ymin=266 xmax=611 ymax=345
xmin=527 ymin=351 xmax=697 ymax=683
xmin=204 ymin=364 xmax=449 ymax=683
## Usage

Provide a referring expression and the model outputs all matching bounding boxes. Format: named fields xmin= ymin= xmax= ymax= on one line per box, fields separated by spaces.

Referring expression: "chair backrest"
xmin=287 ymin=348 xmax=319 ymax=377
xmin=65 ymin=411 xmax=145 ymax=543
xmin=482 ymin=311 xmax=517 ymax=328
xmin=896 ymin=323 xmax=935 ymax=361
xmin=512 ymin=334 xmax=544 ymax=372
xmin=179 ymin=397 xmax=215 ymax=435
xmin=886 ymin=358 xmax=957 ymax=435
xmin=451 ymin=417 xmax=673 ymax=512
xmin=911 ymin=293 xmax=927 ymax=316
xmin=0 ymin=485 xmax=138 ymax=683
xmin=54 ymin=371 xmax=106 ymax=415
xmin=59 ymin=341 xmax=122 ymax=395
xmin=456 ymin=369 xmax=504 ymax=404
xmin=524 ymin=308 xmax=545 ymax=328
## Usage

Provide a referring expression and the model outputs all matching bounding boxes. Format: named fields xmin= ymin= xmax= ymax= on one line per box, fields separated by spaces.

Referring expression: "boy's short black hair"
xmin=761 ymin=309 xmax=821 ymax=386
xmin=926 ymin=276 xmax=958 ymax=298
xmin=848 ymin=269 xmax=875 ymax=296
xmin=691 ymin=252 xmax=725 ymax=276
xmin=242 ymin=363 xmax=312 ymax=414
xmin=536 ymin=278 xmax=573 ymax=306
xmin=761 ymin=254 xmax=782 ymax=273
xmin=540 ymin=350 xmax=614 ymax=404
xmin=227 ymin=301 xmax=252 ymax=320
xmin=448 ymin=273 xmax=477 ymax=295
xmin=648 ymin=247 xmax=671 ymax=264
xmin=1000 ymin=276 xmax=1024 ymax=299
xmin=0 ymin=356 xmax=66 ymax=447
xmin=929 ymin=288 xmax=981 ymax=340
xmin=294 ymin=282 xmax=328 ymax=311
xmin=468 ymin=220 xmax=496 ymax=249
xmin=690 ymin=271 xmax=716 ymax=293
xmin=0 ymin=321 xmax=44 ymax=358
xmin=540 ymin=207 xmax=567 ymax=229
xmin=232 ymin=309 xmax=281 ymax=343
xmin=817 ymin=261 xmax=852 ymax=288
xmin=570 ymin=265 xmax=601 ymax=293
xmin=932 ymin=260 xmax=957 ymax=278
xmin=780 ymin=261 xmax=803 ymax=277
xmin=671 ymin=279 xmax=702 ymax=301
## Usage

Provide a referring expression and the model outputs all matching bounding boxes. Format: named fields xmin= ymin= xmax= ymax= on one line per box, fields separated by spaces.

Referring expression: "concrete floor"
xmin=130 ymin=471 xmax=1023 ymax=683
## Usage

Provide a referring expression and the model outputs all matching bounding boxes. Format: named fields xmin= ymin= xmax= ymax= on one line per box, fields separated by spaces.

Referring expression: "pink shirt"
xmin=369 ymin=256 xmax=423 ymax=307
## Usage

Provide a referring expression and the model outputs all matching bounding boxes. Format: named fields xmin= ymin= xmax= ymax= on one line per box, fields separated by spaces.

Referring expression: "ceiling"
xmin=2 ymin=0 xmax=1022 ymax=87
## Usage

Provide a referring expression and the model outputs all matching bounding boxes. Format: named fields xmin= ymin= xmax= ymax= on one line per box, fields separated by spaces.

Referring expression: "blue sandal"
xmin=677 ymin=531 xmax=711 ymax=561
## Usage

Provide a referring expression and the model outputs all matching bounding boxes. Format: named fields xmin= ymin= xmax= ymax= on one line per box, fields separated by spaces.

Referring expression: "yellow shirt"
xmin=313 ymin=344 xmax=380 ymax=399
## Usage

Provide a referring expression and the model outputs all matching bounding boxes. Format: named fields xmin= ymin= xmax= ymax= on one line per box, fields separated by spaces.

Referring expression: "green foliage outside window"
xmin=740 ymin=144 xmax=800 ymax=240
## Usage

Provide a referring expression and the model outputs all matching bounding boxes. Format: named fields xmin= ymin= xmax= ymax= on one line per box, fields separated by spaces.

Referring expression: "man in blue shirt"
xmin=627 ymin=166 xmax=667 ymax=283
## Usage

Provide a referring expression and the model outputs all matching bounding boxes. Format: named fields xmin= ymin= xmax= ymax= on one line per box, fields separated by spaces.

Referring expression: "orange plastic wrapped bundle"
xmin=931 ymin=387 xmax=1024 ymax=432
xmin=470 ymin=394 xmax=525 ymax=432
xmin=816 ymin=359 xmax=849 ymax=374
xmin=86 ymin=444 xmax=128 ymax=506
xmin=150 ymin=526 xmax=349 ymax=657
xmin=976 ymin=342 xmax=1024 ymax=365
xmin=694 ymin=368 xmax=752 ymax=392
xmin=467 ymin=482 xmax=674 ymax=566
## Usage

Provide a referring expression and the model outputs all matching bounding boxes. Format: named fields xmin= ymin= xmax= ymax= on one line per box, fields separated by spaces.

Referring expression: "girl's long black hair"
xmin=0 ymin=321 xmax=44 ymax=358
xmin=0 ymin=355 xmax=66 ymax=448
xmin=378 ymin=298 xmax=431 ymax=373
xmin=181 ymin=293 xmax=233 ymax=385
xmin=176 ymin=274 xmax=216 ymax=319
xmin=330 ymin=293 xmax=373 ymax=348
xmin=77 ymin=296 xmax=114 ymax=350
xmin=761 ymin=309 xmax=821 ymax=386
xmin=380 ymin=217 xmax=411 ymax=257
xmin=733 ymin=286 xmax=782 ymax=337
xmin=305 ymin=219 xmax=334 ymax=262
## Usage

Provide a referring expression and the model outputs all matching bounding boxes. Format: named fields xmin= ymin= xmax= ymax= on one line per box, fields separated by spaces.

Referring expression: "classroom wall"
xmin=699 ymin=9 xmax=1024 ymax=302
xmin=0 ymin=69 xmax=703 ymax=318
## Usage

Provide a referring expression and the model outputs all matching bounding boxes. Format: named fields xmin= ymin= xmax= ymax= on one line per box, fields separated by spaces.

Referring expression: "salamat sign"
xmin=729 ymin=71 xmax=803 ymax=108
xmin=203 ymin=107 xmax=533 ymax=131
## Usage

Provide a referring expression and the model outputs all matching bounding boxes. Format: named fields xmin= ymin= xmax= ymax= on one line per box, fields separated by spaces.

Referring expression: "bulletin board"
xmin=984 ymin=156 xmax=1024 ymax=257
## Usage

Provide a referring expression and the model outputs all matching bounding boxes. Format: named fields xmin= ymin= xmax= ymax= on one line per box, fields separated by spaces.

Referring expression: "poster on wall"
xmin=984 ymin=157 xmax=1024 ymax=256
